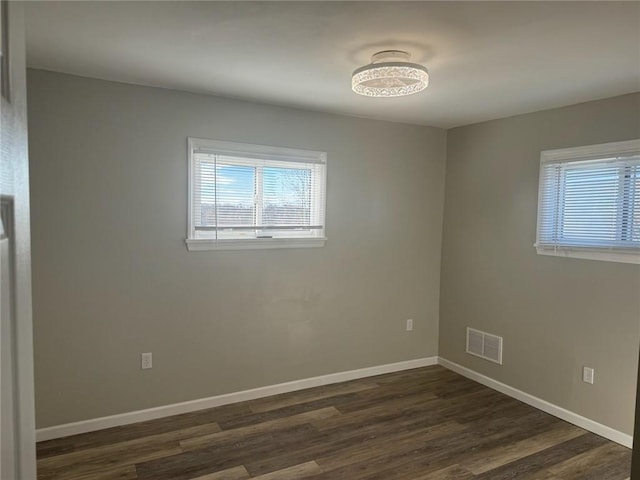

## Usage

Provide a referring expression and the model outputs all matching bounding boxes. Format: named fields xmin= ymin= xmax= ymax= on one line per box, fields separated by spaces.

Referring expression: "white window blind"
xmin=536 ymin=139 xmax=640 ymax=264
xmin=187 ymin=138 xmax=326 ymax=251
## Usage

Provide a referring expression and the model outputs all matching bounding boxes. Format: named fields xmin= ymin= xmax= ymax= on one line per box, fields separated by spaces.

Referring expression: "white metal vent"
xmin=466 ymin=327 xmax=503 ymax=365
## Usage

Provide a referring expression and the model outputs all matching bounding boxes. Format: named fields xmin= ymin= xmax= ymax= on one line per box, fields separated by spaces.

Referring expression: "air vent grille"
xmin=466 ymin=327 xmax=503 ymax=365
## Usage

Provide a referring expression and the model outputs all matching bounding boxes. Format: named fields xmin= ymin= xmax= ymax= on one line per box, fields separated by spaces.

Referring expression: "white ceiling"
xmin=25 ymin=1 xmax=640 ymax=128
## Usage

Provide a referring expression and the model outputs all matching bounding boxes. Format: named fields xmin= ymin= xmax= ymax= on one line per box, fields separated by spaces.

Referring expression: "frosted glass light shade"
xmin=352 ymin=50 xmax=429 ymax=97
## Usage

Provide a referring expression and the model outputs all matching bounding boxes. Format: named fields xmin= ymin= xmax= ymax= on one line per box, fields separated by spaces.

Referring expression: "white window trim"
xmin=186 ymin=137 xmax=327 ymax=251
xmin=535 ymin=245 xmax=640 ymax=265
xmin=535 ymin=139 xmax=640 ymax=264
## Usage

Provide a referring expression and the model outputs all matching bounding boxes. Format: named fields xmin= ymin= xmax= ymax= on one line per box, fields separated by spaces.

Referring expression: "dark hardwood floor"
xmin=36 ymin=366 xmax=631 ymax=480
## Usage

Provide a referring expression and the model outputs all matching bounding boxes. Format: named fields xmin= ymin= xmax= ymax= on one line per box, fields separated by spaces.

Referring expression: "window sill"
xmin=186 ymin=237 xmax=326 ymax=251
xmin=535 ymin=245 xmax=640 ymax=265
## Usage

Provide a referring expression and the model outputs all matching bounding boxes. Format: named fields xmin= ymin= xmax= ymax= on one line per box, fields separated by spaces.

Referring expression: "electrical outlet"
xmin=141 ymin=352 xmax=153 ymax=370
xmin=406 ymin=319 xmax=414 ymax=331
xmin=583 ymin=366 xmax=594 ymax=384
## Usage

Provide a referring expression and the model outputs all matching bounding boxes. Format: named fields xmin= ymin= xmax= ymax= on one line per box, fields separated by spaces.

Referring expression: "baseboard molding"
xmin=438 ymin=357 xmax=633 ymax=448
xmin=36 ymin=356 xmax=438 ymax=442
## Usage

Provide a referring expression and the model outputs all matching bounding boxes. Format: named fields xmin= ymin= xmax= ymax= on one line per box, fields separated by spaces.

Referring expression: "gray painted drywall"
xmin=0 ymin=2 xmax=36 ymax=477
xmin=27 ymin=70 xmax=447 ymax=428
xmin=439 ymin=93 xmax=640 ymax=435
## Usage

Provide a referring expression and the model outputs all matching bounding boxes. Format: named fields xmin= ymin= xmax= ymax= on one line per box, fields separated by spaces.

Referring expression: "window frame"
xmin=535 ymin=139 xmax=640 ymax=264
xmin=186 ymin=137 xmax=327 ymax=251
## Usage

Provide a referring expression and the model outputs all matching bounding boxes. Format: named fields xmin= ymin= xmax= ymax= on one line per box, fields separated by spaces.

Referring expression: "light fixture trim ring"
xmin=352 ymin=61 xmax=429 ymax=77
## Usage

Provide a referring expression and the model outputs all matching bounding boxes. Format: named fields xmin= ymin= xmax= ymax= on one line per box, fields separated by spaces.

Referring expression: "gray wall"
xmin=1 ymin=3 xmax=36 ymax=477
xmin=27 ymin=70 xmax=447 ymax=428
xmin=440 ymin=93 xmax=640 ymax=435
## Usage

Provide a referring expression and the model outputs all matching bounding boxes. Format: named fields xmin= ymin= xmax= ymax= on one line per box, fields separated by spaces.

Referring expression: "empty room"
xmin=1 ymin=1 xmax=639 ymax=479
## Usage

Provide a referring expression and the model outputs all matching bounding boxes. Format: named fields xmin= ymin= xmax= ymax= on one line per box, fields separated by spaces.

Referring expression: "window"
xmin=536 ymin=139 xmax=640 ymax=264
xmin=187 ymin=138 xmax=327 ymax=251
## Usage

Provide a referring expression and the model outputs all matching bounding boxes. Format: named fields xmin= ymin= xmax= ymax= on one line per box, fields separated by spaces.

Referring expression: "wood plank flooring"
xmin=36 ymin=366 xmax=632 ymax=480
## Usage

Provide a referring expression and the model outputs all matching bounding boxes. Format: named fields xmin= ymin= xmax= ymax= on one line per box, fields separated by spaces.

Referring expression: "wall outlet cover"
xmin=141 ymin=352 xmax=153 ymax=370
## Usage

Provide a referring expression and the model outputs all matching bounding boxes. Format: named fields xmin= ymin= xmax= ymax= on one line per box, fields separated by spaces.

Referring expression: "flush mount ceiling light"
xmin=352 ymin=50 xmax=429 ymax=98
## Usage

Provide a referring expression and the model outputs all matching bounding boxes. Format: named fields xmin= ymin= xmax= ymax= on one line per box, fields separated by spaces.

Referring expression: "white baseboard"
xmin=438 ymin=357 xmax=633 ymax=448
xmin=37 ymin=355 xmax=632 ymax=448
xmin=36 ymin=356 xmax=438 ymax=442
